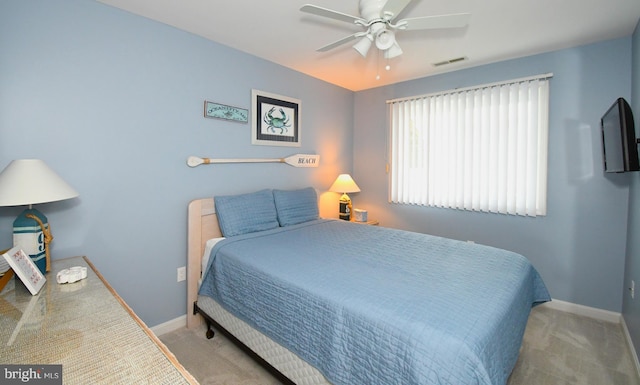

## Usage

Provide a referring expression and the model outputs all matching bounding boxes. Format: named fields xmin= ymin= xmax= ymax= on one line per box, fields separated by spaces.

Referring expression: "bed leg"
xmin=205 ymin=319 xmax=215 ymax=339
xmin=194 ymin=301 xmax=215 ymax=339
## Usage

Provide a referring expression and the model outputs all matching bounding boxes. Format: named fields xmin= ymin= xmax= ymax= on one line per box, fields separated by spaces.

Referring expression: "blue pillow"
xmin=215 ymin=189 xmax=279 ymax=237
xmin=273 ymin=187 xmax=319 ymax=226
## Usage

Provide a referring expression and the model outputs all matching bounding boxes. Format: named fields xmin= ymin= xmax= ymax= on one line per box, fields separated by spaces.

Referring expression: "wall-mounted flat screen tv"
xmin=601 ymin=97 xmax=639 ymax=173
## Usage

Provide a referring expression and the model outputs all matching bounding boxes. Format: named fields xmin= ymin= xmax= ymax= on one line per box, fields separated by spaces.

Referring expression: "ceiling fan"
xmin=300 ymin=0 xmax=470 ymax=59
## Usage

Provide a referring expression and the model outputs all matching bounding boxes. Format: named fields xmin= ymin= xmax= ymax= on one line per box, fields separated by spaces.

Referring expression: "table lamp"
xmin=329 ymin=174 xmax=360 ymax=221
xmin=0 ymin=159 xmax=79 ymax=274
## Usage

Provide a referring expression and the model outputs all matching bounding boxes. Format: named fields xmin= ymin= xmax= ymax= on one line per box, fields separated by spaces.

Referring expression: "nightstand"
xmin=352 ymin=219 xmax=379 ymax=226
xmin=0 ymin=256 xmax=198 ymax=384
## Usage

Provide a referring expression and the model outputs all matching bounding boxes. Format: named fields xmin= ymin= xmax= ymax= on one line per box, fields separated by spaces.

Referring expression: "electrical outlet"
xmin=177 ymin=266 xmax=186 ymax=282
xmin=632 ymin=280 xmax=635 ymax=299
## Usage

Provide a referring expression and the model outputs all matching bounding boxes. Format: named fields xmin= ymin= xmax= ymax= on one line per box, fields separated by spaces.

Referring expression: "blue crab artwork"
xmin=263 ymin=107 xmax=291 ymax=134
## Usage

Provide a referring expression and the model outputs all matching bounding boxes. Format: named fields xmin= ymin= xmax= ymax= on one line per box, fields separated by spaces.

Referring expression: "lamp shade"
xmin=384 ymin=42 xmax=403 ymax=59
xmin=329 ymin=174 xmax=361 ymax=194
xmin=375 ymin=29 xmax=396 ymax=50
xmin=0 ymin=159 xmax=79 ymax=206
xmin=353 ymin=35 xmax=373 ymax=58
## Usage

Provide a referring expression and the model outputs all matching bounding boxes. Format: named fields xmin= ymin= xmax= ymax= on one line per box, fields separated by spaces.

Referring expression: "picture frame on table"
xmin=251 ymin=89 xmax=301 ymax=147
xmin=2 ymin=247 xmax=45 ymax=295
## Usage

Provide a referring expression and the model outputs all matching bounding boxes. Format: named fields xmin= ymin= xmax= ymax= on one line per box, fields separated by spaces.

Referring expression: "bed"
xmin=186 ymin=188 xmax=550 ymax=385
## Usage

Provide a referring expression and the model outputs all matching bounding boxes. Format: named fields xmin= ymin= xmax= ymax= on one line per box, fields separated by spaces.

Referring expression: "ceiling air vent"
xmin=433 ymin=56 xmax=467 ymax=67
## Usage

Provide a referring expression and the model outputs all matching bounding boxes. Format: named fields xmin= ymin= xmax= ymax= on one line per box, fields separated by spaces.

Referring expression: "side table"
xmin=352 ymin=219 xmax=379 ymax=225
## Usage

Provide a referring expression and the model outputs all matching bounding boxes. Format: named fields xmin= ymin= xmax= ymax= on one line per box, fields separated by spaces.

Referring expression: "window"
xmin=388 ymin=74 xmax=551 ymax=217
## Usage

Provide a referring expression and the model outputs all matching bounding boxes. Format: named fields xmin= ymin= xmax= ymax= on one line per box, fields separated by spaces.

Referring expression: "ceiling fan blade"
xmin=397 ymin=13 xmax=471 ymax=30
xmin=381 ymin=0 xmax=413 ymax=22
xmin=316 ymin=33 xmax=362 ymax=52
xmin=300 ymin=4 xmax=364 ymax=25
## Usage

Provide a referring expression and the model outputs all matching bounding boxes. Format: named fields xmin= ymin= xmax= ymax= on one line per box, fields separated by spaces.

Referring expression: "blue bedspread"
xmin=199 ymin=219 xmax=550 ymax=385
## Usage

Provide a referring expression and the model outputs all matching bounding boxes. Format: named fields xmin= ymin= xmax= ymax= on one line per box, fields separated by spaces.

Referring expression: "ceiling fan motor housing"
xmin=359 ymin=0 xmax=387 ymax=21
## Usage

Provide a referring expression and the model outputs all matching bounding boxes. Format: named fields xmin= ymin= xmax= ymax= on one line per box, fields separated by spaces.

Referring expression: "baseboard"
xmin=150 ymin=299 xmax=640 ymax=371
xmin=540 ymin=298 xmax=621 ymax=323
xmin=621 ymin=316 xmax=640 ymax=380
xmin=151 ymin=314 xmax=187 ymax=336
xmin=155 ymin=300 xmax=620 ymax=332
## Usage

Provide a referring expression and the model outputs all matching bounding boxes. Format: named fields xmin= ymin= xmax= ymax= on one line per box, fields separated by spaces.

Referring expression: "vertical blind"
xmin=388 ymin=74 xmax=551 ymax=217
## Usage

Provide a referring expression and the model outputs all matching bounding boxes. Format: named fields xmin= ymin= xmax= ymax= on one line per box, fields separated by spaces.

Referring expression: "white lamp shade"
xmin=353 ymin=35 xmax=373 ymax=58
xmin=375 ymin=29 xmax=396 ymax=50
xmin=329 ymin=174 xmax=361 ymax=194
xmin=0 ymin=159 xmax=79 ymax=206
xmin=384 ymin=42 xmax=403 ymax=59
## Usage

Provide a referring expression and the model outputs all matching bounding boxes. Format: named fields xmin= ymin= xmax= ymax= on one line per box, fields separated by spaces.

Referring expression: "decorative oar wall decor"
xmin=187 ymin=154 xmax=320 ymax=168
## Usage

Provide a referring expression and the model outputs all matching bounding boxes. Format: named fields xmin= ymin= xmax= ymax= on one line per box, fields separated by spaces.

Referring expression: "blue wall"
xmin=0 ymin=0 xmax=354 ymax=326
xmin=2 ymin=0 xmax=637 ymax=330
xmin=623 ymin=20 xmax=640 ymax=358
xmin=354 ymin=38 xmax=634 ymax=313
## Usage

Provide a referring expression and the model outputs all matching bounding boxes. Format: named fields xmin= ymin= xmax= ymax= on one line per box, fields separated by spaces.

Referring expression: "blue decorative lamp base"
xmin=13 ymin=208 xmax=49 ymax=275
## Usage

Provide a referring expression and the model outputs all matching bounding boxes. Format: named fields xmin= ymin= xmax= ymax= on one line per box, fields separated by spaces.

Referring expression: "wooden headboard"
xmin=186 ymin=198 xmax=221 ymax=329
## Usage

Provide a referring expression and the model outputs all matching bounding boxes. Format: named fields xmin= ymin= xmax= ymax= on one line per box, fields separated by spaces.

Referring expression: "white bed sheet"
xmin=199 ymin=237 xmax=225 ymax=286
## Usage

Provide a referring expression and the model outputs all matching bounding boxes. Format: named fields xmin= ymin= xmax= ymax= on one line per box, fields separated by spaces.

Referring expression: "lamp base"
xmin=339 ymin=193 xmax=352 ymax=221
xmin=13 ymin=208 xmax=49 ymax=274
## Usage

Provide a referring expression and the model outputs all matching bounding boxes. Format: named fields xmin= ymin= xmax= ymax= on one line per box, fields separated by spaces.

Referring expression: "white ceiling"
xmin=98 ymin=0 xmax=640 ymax=91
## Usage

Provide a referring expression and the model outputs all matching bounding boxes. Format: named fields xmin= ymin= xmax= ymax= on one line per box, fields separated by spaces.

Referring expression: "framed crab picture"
xmin=251 ymin=89 xmax=301 ymax=147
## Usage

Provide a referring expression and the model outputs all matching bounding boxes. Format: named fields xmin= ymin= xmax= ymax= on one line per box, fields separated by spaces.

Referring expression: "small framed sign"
xmin=2 ymin=247 xmax=45 ymax=295
xmin=204 ymin=101 xmax=249 ymax=123
xmin=252 ymin=89 xmax=301 ymax=147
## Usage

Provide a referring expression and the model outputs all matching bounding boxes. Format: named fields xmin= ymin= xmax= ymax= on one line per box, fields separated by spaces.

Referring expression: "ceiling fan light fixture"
xmin=375 ymin=29 xmax=395 ymax=50
xmin=301 ymin=1 xmax=472 ymax=67
xmin=384 ymin=42 xmax=403 ymax=59
xmin=353 ymin=34 xmax=373 ymax=58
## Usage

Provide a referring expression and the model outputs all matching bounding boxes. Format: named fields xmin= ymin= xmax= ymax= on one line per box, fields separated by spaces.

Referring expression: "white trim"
xmin=540 ymin=299 xmax=621 ymax=323
xmin=386 ymin=73 xmax=554 ymax=104
xmin=157 ymin=299 xmax=621 ymax=333
xmin=621 ymin=316 xmax=640 ymax=380
xmin=151 ymin=314 xmax=187 ymax=336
